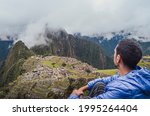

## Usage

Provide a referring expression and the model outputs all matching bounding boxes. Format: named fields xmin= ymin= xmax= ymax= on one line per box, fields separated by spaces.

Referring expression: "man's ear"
xmin=116 ymin=54 xmax=121 ymax=63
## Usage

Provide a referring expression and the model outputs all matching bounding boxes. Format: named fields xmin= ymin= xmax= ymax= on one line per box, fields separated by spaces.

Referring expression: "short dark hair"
xmin=116 ymin=39 xmax=142 ymax=69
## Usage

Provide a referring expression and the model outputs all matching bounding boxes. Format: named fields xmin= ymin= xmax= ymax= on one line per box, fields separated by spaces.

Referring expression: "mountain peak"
xmin=0 ymin=40 xmax=34 ymax=85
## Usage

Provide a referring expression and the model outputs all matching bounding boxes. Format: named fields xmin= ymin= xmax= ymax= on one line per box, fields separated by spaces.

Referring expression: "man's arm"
xmin=68 ymin=74 xmax=119 ymax=99
xmin=93 ymin=81 xmax=131 ymax=99
xmin=88 ymin=74 xmax=119 ymax=90
xmin=68 ymin=85 xmax=88 ymax=99
xmin=78 ymin=85 xmax=88 ymax=92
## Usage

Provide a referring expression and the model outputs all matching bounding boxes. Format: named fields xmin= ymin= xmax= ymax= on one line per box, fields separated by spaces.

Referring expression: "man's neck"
xmin=118 ymin=66 xmax=132 ymax=76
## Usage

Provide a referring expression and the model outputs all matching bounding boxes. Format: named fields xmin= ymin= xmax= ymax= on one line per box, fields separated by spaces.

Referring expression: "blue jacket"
xmin=68 ymin=67 xmax=150 ymax=99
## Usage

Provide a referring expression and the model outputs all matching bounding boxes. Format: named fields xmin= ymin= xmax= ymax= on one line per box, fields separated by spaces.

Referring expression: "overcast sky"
xmin=0 ymin=0 xmax=150 ymax=35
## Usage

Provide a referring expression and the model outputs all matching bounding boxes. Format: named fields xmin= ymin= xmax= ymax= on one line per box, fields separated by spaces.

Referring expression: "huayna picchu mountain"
xmin=31 ymin=28 xmax=113 ymax=69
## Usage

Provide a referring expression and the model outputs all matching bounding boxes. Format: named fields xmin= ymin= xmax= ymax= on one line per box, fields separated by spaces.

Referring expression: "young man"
xmin=68 ymin=39 xmax=150 ymax=99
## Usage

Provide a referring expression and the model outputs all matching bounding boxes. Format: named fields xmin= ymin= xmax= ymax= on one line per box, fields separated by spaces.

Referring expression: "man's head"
xmin=114 ymin=39 xmax=142 ymax=70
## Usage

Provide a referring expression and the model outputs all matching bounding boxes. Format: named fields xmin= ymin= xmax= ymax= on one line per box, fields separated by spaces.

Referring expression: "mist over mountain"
xmin=74 ymin=30 xmax=150 ymax=57
xmin=0 ymin=26 xmax=150 ymax=72
xmin=30 ymin=27 xmax=113 ymax=69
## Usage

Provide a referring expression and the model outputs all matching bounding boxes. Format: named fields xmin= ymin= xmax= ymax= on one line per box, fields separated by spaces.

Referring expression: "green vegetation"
xmin=42 ymin=57 xmax=66 ymax=68
xmin=22 ymin=56 xmax=38 ymax=72
xmin=96 ymin=69 xmax=117 ymax=75
xmin=96 ymin=56 xmax=150 ymax=76
xmin=143 ymin=56 xmax=150 ymax=59
xmin=138 ymin=61 xmax=150 ymax=68
xmin=42 ymin=56 xmax=104 ymax=79
xmin=43 ymin=60 xmax=54 ymax=68
xmin=138 ymin=56 xmax=150 ymax=70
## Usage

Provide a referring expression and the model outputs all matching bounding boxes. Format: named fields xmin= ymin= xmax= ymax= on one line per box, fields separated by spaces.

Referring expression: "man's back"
xmin=98 ymin=67 xmax=150 ymax=99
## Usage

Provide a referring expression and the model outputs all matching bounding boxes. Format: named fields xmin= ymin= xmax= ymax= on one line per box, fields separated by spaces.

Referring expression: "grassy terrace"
xmin=138 ymin=56 xmax=150 ymax=70
xmin=98 ymin=56 xmax=150 ymax=76
xmin=96 ymin=69 xmax=117 ymax=75
xmin=143 ymin=56 xmax=150 ymax=59
xmin=42 ymin=56 xmax=150 ymax=76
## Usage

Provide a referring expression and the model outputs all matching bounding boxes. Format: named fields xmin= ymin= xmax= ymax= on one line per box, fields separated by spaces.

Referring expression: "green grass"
xmin=138 ymin=61 xmax=150 ymax=69
xmin=138 ymin=56 xmax=150 ymax=69
xmin=97 ymin=56 xmax=150 ymax=75
xmin=42 ymin=57 xmax=68 ymax=68
xmin=42 ymin=60 xmax=55 ymax=68
xmin=96 ymin=69 xmax=117 ymax=75
xmin=143 ymin=56 xmax=150 ymax=59
xmin=138 ymin=61 xmax=150 ymax=66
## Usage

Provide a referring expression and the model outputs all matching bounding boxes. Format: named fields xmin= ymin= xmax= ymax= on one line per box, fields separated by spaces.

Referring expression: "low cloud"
xmin=0 ymin=0 xmax=150 ymax=46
